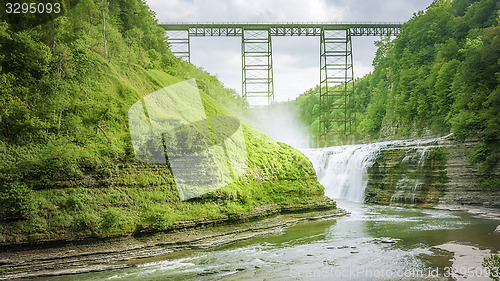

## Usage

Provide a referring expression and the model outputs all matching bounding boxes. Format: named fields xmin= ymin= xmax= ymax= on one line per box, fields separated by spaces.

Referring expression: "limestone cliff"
xmin=364 ymin=135 xmax=500 ymax=209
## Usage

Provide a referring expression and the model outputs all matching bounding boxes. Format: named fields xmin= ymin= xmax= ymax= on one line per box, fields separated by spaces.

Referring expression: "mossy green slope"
xmin=0 ymin=61 xmax=328 ymax=244
xmin=0 ymin=0 xmax=332 ymax=244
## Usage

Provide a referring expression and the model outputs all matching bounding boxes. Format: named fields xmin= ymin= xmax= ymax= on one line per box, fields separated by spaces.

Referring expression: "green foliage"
xmin=431 ymin=146 xmax=448 ymax=169
xmin=483 ymin=254 xmax=500 ymax=281
xmin=16 ymin=140 xmax=84 ymax=185
xmin=470 ymin=142 xmax=499 ymax=173
xmin=469 ymin=141 xmax=500 ymax=190
xmin=0 ymin=182 xmax=35 ymax=219
xmin=100 ymin=207 xmax=137 ymax=236
xmin=0 ymin=0 xmax=327 ymax=243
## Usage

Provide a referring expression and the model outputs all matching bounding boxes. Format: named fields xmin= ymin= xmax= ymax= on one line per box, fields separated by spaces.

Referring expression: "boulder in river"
xmin=198 ymin=270 xmax=219 ymax=276
xmin=323 ymin=258 xmax=336 ymax=266
xmin=380 ymin=237 xmax=398 ymax=243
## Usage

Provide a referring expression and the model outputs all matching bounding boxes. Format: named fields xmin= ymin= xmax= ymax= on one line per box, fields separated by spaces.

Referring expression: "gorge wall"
xmin=364 ymin=135 xmax=500 ymax=209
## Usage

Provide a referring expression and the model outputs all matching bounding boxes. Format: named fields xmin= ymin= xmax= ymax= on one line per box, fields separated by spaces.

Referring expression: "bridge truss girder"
xmin=163 ymin=23 xmax=401 ymax=37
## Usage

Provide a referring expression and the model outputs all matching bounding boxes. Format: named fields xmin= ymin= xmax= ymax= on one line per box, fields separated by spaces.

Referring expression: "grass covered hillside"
xmin=0 ymin=0 xmax=330 ymax=244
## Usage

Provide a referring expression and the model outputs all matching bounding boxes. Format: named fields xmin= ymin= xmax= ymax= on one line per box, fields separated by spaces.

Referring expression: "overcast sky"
xmin=146 ymin=0 xmax=435 ymax=102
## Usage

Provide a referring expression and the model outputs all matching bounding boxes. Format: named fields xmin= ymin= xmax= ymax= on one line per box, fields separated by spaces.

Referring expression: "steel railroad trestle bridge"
xmin=161 ymin=23 xmax=402 ymax=135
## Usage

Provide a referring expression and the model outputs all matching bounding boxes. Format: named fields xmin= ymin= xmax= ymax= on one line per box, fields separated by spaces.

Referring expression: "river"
xmin=37 ymin=141 xmax=500 ymax=281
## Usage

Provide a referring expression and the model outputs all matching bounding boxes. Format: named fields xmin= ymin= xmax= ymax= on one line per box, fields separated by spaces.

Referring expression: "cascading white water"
xmin=302 ymin=142 xmax=389 ymax=202
xmin=302 ymin=134 xmax=453 ymax=203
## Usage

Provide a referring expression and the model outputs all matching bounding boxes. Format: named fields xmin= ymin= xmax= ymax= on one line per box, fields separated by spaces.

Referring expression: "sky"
xmin=146 ymin=0 xmax=435 ymax=102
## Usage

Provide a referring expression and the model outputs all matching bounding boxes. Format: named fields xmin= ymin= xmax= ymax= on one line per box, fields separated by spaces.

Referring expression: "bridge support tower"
xmin=319 ymin=29 xmax=355 ymax=135
xmin=241 ymin=29 xmax=274 ymax=106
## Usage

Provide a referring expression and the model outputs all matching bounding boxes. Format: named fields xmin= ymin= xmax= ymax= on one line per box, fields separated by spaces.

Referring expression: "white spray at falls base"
xmin=302 ymin=143 xmax=388 ymax=202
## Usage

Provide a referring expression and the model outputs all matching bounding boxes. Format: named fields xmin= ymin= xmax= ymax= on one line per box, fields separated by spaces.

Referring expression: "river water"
xmin=39 ymin=141 xmax=500 ymax=281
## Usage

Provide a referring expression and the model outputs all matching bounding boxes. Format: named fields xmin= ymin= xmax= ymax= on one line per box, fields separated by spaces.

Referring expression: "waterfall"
xmin=302 ymin=142 xmax=389 ymax=202
xmin=302 ymin=134 xmax=453 ymax=204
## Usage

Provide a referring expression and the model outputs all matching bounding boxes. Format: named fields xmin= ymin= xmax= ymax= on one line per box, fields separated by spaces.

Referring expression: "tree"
xmin=125 ymin=27 xmax=143 ymax=63
xmin=99 ymin=0 xmax=109 ymax=60
xmin=483 ymin=254 xmax=500 ymax=281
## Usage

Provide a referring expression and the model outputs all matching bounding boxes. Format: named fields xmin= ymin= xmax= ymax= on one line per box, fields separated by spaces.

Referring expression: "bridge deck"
xmin=161 ymin=22 xmax=402 ymax=36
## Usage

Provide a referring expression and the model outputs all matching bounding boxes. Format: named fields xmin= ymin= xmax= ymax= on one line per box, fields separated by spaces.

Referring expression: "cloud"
xmin=148 ymin=0 xmax=430 ymax=23
xmin=148 ymin=0 xmax=348 ymax=22
xmin=190 ymin=37 xmax=242 ymax=91
xmin=339 ymin=0 xmax=431 ymax=22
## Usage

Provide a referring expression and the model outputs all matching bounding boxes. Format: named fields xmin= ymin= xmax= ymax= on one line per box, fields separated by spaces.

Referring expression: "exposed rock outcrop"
xmin=364 ymin=135 xmax=500 ymax=210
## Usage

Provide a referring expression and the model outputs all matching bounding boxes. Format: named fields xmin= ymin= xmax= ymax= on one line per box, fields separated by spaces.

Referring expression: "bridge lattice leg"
xmin=166 ymin=30 xmax=190 ymax=63
xmin=319 ymin=29 xmax=355 ymax=137
xmin=241 ymin=29 xmax=274 ymax=107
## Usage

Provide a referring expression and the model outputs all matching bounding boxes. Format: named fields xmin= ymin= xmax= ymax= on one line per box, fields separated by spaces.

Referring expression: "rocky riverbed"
xmin=0 ymin=201 xmax=345 ymax=280
xmin=432 ymin=243 xmax=493 ymax=281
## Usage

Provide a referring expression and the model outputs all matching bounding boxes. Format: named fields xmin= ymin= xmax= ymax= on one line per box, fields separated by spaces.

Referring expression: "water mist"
xmin=241 ymin=103 xmax=312 ymax=149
